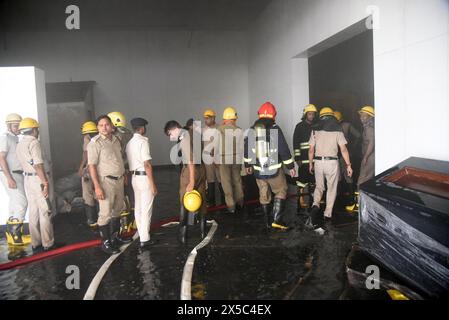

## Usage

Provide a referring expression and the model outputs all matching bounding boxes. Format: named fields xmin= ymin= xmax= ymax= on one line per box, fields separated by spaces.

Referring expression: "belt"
xmin=24 ymin=172 xmax=50 ymax=176
xmin=12 ymin=170 xmax=24 ymax=175
xmin=314 ymin=156 xmax=338 ymax=161
xmin=106 ymin=175 xmax=123 ymax=180
xmin=131 ymin=171 xmax=146 ymax=176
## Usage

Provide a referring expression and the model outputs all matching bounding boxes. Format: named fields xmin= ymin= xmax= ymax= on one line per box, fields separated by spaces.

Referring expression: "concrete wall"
xmin=248 ymin=0 xmax=449 ymax=174
xmin=0 ymin=67 xmax=54 ymax=223
xmin=0 ymin=30 xmax=250 ymax=165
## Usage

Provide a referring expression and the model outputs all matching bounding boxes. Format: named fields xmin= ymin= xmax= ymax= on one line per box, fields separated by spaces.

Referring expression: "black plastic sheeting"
xmin=358 ymin=157 xmax=449 ymax=298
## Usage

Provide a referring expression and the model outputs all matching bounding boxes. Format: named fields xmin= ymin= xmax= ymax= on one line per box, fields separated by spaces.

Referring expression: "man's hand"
xmin=309 ymin=163 xmax=314 ymax=175
xmin=347 ymin=165 xmax=353 ymax=178
xmin=95 ymin=186 xmax=105 ymax=200
xmin=246 ymin=167 xmax=253 ymax=175
xmin=150 ymin=183 xmax=158 ymax=196
xmin=41 ymin=184 xmax=49 ymax=198
xmin=77 ymin=167 xmax=84 ymax=178
xmin=186 ymin=181 xmax=194 ymax=193
xmin=289 ymin=169 xmax=296 ymax=178
xmin=7 ymin=177 xmax=17 ymax=189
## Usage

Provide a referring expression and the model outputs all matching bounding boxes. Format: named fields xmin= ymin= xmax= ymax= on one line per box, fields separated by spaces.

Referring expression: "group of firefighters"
xmin=1 ymin=102 xmax=374 ymax=255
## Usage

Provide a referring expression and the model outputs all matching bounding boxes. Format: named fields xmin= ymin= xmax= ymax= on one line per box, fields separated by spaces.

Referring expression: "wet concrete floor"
xmin=0 ymin=167 xmax=361 ymax=300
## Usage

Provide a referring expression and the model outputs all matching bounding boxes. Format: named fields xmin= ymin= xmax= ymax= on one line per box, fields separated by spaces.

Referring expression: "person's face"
xmin=168 ymin=127 xmax=181 ymax=141
xmin=98 ymin=118 xmax=113 ymax=136
xmin=204 ymin=116 xmax=215 ymax=127
xmin=306 ymin=112 xmax=316 ymax=123
xmin=8 ymin=123 xmax=20 ymax=135
xmin=360 ymin=113 xmax=371 ymax=125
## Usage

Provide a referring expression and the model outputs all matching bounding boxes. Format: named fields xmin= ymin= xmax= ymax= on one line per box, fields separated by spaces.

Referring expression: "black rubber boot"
xmin=306 ymin=205 xmax=323 ymax=230
xmin=200 ymin=213 xmax=207 ymax=239
xmin=178 ymin=206 xmax=188 ymax=244
xmin=110 ymin=217 xmax=132 ymax=248
xmin=272 ymin=198 xmax=288 ymax=230
xmin=99 ymin=224 xmax=120 ymax=255
xmin=218 ymin=183 xmax=226 ymax=205
xmin=261 ymin=204 xmax=272 ymax=229
xmin=85 ymin=205 xmax=98 ymax=227
xmin=207 ymin=182 xmax=216 ymax=207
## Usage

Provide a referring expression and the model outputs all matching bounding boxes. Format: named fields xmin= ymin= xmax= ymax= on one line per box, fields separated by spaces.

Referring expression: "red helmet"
xmin=258 ymin=102 xmax=277 ymax=119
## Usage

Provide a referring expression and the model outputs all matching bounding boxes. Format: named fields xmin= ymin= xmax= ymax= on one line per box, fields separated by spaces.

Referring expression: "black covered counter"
xmin=358 ymin=157 xmax=449 ymax=298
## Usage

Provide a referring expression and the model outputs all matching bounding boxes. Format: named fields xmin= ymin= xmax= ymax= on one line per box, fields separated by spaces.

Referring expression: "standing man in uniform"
xmin=16 ymin=118 xmax=55 ymax=251
xmin=293 ymin=104 xmax=317 ymax=212
xmin=108 ymin=111 xmax=134 ymax=231
xmin=126 ymin=117 xmax=158 ymax=250
xmin=357 ymin=106 xmax=375 ymax=187
xmin=78 ymin=121 xmax=99 ymax=228
xmin=1 ymin=114 xmax=28 ymax=245
xmin=244 ymin=102 xmax=296 ymax=230
xmin=215 ymin=107 xmax=244 ymax=214
xmin=202 ymin=109 xmax=223 ymax=207
xmin=88 ymin=115 xmax=130 ymax=255
xmin=164 ymin=120 xmax=207 ymax=244
xmin=308 ymin=107 xmax=353 ymax=231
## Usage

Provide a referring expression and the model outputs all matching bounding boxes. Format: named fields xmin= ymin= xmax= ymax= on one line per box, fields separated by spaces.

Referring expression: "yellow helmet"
xmin=359 ymin=106 xmax=375 ymax=117
xmin=334 ymin=111 xmax=343 ymax=122
xmin=303 ymin=104 xmax=318 ymax=114
xmin=107 ymin=111 xmax=127 ymax=128
xmin=183 ymin=190 xmax=203 ymax=213
xmin=81 ymin=121 xmax=98 ymax=134
xmin=5 ymin=113 xmax=22 ymax=124
xmin=203 ymin=109 xmax=216 ymax=118
xmin=319 ymin=107 xmax=335 ymax=118
xmin=223 ymin=107 xmax=238 ymax=120
xmin=19 ymin=118 xmax=39 ymax=131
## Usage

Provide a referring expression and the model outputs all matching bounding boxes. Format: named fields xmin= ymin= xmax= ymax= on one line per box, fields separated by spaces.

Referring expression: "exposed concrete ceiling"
xmin=0 ymin=0 xmax=273 ymax=32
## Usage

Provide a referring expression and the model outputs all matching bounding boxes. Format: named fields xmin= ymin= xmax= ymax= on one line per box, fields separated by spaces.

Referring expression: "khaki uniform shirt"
xmin=87 ymin=134 xmax=125 ymax=177
xmin=216 ymin=123 xmax=243 ymax=164
xmin=0 ymin=131 xmax=22 ymax=171
xmin=309 ymin=131 xmax=347 ymax=158
xmin=16 ymin=135 xmax=49 ymax=174
xmin=126 ymin=133 xmax=152 ymax=172
xmin=362 ymin=123 xmax=375 ymax=156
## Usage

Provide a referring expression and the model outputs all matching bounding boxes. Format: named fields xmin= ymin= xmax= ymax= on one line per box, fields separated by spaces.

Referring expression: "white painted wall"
xmin=248 ymin=0 xmax=449 ymax=174
xmin=0 ymin=30 xmax=250 ymax=165
xmin=0 ymin=67 xmax=54 ymax=224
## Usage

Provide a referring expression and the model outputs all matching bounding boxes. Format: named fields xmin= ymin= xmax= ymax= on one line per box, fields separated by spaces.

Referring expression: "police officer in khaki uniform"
xmin=357 ymin=106 xmax=375 ymax=186
xmin=215 ymin=107 xmax=244 ymax=214
xmin=78 ymin=121 xmax=98 ymax=227
xmin=164 ymin=120 xmax=207 ymax=244
xmin=0 ymin=113 xmax=28 ymax=245
xmin=16 ymin=118 xmax=55 ymax=251
xmin=308 ymin=108 xmax=353 ymax=231
xmin=88 ymin=115 xmax=130 ymax=255
xmin=202 ymin=109 xmax=224 ymax=207
xmin=126 ymin=117 xmax=158 ymax=250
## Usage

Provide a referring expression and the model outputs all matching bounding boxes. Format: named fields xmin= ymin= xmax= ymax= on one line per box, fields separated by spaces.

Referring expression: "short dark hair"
xmin=164 ymin=120 xmax=181 ymax=136
xmin=96 ymin=115 xmax=112 ymax=125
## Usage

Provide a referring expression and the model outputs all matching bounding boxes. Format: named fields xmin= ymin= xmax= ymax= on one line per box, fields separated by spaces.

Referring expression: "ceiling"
xmin=0 ymin=0 xmax=273 ymax=32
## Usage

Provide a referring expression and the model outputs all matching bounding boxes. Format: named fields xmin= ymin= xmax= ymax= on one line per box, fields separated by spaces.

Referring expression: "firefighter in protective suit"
xmin=293 ymin=104 xmax=317 ymax=212
xmin=244 ymin=102 xmax=296 ymax=230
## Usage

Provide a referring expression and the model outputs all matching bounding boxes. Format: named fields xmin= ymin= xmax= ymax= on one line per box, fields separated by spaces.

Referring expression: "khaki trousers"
xmin=205 ymin=164 xmax=221 ymax=183
xmin=218 ymin=164 xmax=244 ymax=210
xmin=179 ymin=165 xmax=207 ymax=215
xmin=97 ymin=176 xmax=125 ymax=226
xmin=132 ymin=175 xmax=155 ymax=242
xmin=24 ymin=175 xmax=54 ymax=248
xmin=256 ymin=171 xmax=288 ymax=205
xmin=0 ymin=172 xmax=27 ymax=221
xmin=313 ymin=159 xmax=339 ymax=218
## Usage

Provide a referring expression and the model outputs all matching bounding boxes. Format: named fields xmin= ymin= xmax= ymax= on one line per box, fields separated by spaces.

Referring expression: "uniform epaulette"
xmin=91 ymin=135 xmax=101 ymax=143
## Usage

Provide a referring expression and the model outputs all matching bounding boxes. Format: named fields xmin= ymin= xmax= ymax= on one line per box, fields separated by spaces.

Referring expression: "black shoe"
xmin=32 ymin=245 xmax=43 ymax=253
xmin=307 ymin=205 xmax=324 ymax=229
xmin=85 ymin=205 xmax=98 ymax=227
xmin=99 ymin=224 xmax=120 ymax=254
xmin=140 ymin=239 xmax=157 ymax=250
xmin=101 ymin=239 xmax=120 ymax=254
xmin=110 ymin=218 xmax=132 ymax=247
xmin=226 ymin=207 xmax=236 ymax=214
xmin=43 ymin=244 xmax=57 ymax=251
